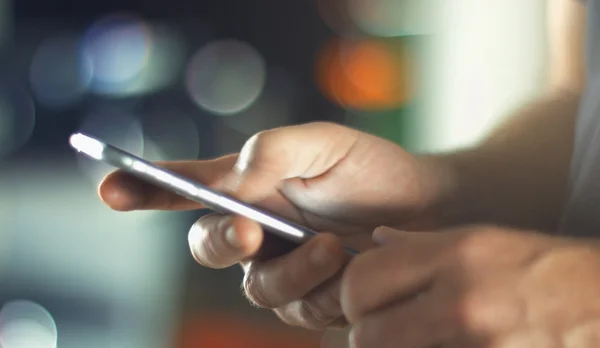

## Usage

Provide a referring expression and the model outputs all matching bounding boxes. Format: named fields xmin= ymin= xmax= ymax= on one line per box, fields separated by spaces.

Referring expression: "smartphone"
xmin=69 ymin=133 xmax=358 ymax=258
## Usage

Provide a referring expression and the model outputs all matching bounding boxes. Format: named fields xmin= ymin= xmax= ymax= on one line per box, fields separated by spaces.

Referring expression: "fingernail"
xmin=225 ymin=225 xmax=243 ymax=249
xmin=188 ymin=223 xmax=201 ymax=248
xmin=310 ymin=242 xmax=334 ymax=266
xmin=372 ymin=227 xmax=393 ymax=245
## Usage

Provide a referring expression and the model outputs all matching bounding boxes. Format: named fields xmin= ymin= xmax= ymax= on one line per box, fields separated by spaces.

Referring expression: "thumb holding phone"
xmin=99 ymin=121 xmax=438 ymax=330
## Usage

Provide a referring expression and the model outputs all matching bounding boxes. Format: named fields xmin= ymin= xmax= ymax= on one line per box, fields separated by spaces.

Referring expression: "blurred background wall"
xmin=0 ymin=0 xmax=547 ymax=347
xmin=425 ymin=0 xmax=547 ymax=151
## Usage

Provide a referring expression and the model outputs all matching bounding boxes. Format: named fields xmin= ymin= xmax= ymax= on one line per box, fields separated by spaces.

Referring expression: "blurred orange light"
xmin=177 ymin=314 xmax=321 ymax=348
xmin=316 ymin=39 xmax=414 ymax=110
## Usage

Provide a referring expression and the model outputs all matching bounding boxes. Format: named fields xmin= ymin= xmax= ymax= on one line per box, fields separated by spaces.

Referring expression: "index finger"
xmin=341 ymin=229 xmax=445 ymax=323
xmin=98 ymin=154 xmax=238 ymax=211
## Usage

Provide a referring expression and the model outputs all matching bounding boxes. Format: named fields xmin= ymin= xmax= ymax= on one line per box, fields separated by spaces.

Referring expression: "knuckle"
xmin=243 ymin=266 xmax=276 ymax=308
xmin=457 ymin=289 xmax=524 ymax=334
xmin=245 ymin=130 xmax=273 ymax=153
xmin=455 ymin=226 xmax=502 ymax=264
xmin=297 ymin=297 xmax=338 ymax=329
xmin=317 ymin=234 xmax=345 ymax=266
xmin=239 ymin=130 xmax=282 ymax=170
xmin=317 ymin=282 xmax=342 ymax=314
xmin=457 ymin=290 xmax=501 ymax=333
xmin=457 ymin=291 xmax=484 ymax=330
xmin=299 ymin=301 xmax=333 ymax=329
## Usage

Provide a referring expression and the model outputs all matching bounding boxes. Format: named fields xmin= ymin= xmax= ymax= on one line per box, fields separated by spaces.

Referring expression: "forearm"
xmin=423 ymin=89 xmax=581 ymax=231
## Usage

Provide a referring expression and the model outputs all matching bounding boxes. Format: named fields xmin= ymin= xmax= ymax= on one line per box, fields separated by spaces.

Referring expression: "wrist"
xmin=414 ymin=151 xmax=479 ymax=228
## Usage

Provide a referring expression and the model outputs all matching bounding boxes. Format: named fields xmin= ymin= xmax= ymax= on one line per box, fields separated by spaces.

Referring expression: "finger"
xmin=491 ymin=331 xmax=560 ymax=348
xmin=243 ymin=233 xmax=347 ymax=309
xmin=275 ymin=276 xmax=345 ymax=330
xmin=188 ymin=213 xmax=263 ymax=269
xmin=99 ymin=154 xmax=238 ymax=211
xmin=349 ymin=291 xmax=456 ymax=348
xmin=342 ymin=228 xmax=446 ymax=323
xmin=371 ymin=226 xmax=443 ymax=245
xmin=321 ymin=326 xmax=352 ymax=348
xmin=221 ymin=122 xmax=360 ymax=202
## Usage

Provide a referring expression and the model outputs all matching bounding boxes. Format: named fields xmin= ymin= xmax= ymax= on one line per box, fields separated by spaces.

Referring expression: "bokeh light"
xmin=84 ymin=21 xmax=187 ymax=98
xmin=316 ymin=39 xmax=414 ymax=110
xmin=128 ymin=24 xmax=187 ymax=95
xmin=220 ymin=68 xmax=296 ymax=135
xmin=348 ymin=0 xmax=434 ymax=37
xmin=141 ymin=107 xmax=200 ymax=161
xmin=185 ymin=39 xmax=267 ymax=115
xmin=75 ymin=107 xmax=143 ymax=184
xmin=82 ymin=14 xmax=152 ymax=96
xmin=29 ymin=36 xmax=93 ymax=108
xmin=0 ymin=300 xmax=58 ymax=348
xmin=0 ymin=85 xmax=36 ymax=158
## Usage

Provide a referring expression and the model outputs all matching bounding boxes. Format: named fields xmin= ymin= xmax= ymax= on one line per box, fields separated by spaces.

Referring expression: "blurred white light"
xmin=425 ymin=0 xmax=546 ymax=151
xmin=185 ymin=39 xmax=267 ymax=115
xmin=0 ymin=300 xmax=57 ymax=348
xmin=30 ymin=36 xmax=93 ymax=108
xmin=82 ymin=17 xmax=186 ymax=98
xmin=221 ymin=68 xmax=296 ymax=135
xmin=129 ymin=25 xmax=186 ymax=95
xmin=69 ymin=133 xmax=106 ymax=160
xmin=0 ymin=89 xmax=36 ymax=158
xmin=141 ymin=108 xmax=200 ymax=161
xmin=349 ymin=0 xmax=435 ymax=37
xmin=75 ymin=108 xmax=143 ymax=184
xmin=82 ymin=14 xmax=152 ymax=94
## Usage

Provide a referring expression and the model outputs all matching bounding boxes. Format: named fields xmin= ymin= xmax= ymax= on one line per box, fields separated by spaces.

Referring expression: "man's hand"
xmin=341 ymin=225 xmax=600 ymax=347
xmin=98 ymin=122 xmax=442 ymax=330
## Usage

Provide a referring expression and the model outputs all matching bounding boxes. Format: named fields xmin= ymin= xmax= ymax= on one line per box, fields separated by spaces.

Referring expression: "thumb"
xmin=218 ymin=122 xmax=359 ymax=202
xmin=371 ymin=226 xmax=407 ymax=245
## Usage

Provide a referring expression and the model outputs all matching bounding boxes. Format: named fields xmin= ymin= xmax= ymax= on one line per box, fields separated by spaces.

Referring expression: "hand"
xmin=341 ymin=225 xmax=600 ymax=347
xmin=99 ymin=122 xmax=438 ymax=330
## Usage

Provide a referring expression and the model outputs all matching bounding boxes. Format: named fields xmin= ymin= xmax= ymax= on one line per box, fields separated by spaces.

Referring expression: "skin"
xmin=98 ymin=0 xmax=590 ymax=343
xmin=341 ymin=226 xmax=600 ymax=347
xmin=100 ymin=121 xmax=444 ymax=329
